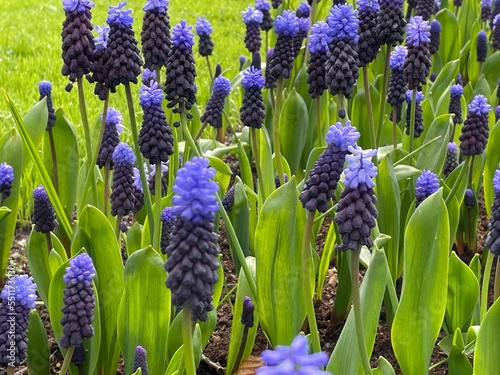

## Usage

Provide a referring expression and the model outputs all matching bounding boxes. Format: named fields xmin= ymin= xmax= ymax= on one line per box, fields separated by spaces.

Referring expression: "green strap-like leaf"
xmin=474 ymin=298 xmax=500 ymax=374
xmin=392 ymin=190 xmax=450 ymax=375
xmin=27 ymin=309 xmax=50 ymax=375
xmin=117 ymin=247 xmax=171 ymax=375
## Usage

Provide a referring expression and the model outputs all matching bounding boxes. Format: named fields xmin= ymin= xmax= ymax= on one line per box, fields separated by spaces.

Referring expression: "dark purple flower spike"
xmin=242 ymin=6 xmax=263 ymax=54
xmin=459 ymin=94 xmax=490 ymax=156
xmin=256 ymin=0 xmax=274 ymax=32
xmin=404 ymin=16 xmax=432 ymax=90
xmin=200 ymin=76 xmax=231 ymax=129
xmin=486 ymin=166 xmax=500 ymax=255
xmin=196 ymin=17 xmax=214 ymax=57
xmin=110 ymin=143 xmax=137 ymax=216
xmin=376 ymin=0 xmax=405 ymax=47
xmin=357 ymin=0 xmax=381 ymax=66
xmin=268 ymin=10 xmax=299 ymax=80
xmin=33 ymin=185 xmax=58 ymax=234
xmin=141 ymin=0 xmax=171 ymax=71
xmin=405 ymin=90 xmax=425 ymax=138
xmin=0 ymin=162 xmax=14 ymax=202
xmin=448 ymin=84 xmax=464 ymax=125
xmin=307 ymin=21 xmax=329 ymax=99
xmin=241 ymin=67 xmax=266 ymax=129
xmin=443 ymin=142 xmax=459 ymax=177
xmin=415 ymin=170 xmax=440 ymax=207
xmin=387 ymin=46 xmax=407 ymax=123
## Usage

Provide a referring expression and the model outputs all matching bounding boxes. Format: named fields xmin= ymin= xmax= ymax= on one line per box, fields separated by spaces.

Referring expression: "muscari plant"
xmin=4 ymin=0 xmax=500 ymax=374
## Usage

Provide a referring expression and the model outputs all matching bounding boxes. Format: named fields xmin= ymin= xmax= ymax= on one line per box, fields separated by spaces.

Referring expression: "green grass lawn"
xmin=0 ymin=0 xmax=248 ymax=132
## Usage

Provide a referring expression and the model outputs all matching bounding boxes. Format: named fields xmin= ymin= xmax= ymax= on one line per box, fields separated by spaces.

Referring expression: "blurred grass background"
xmin=0 ymin=0 xmax=253 ymax=221
xmin=0 ymin=0 xmax=249 ymax=130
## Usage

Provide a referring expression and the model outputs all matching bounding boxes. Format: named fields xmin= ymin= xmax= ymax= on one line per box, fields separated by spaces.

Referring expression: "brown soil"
xmin=2 ymin=189 xmax=494 ymax=375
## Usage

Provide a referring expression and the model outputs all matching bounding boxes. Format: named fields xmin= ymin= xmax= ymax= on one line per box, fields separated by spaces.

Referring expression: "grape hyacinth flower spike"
xmin=387 ymin=46 xmax=407 ymax=123
xmin=132 ymin=167 xmax=145 ymax=214
xmin=147 ymin=162 xmax=168 ymax=195
xmin=459 ymin=94 xmax=490 ymax=156
xmin=240 ymin=67 xmax=266 ymax=129
xmin=39 ymin=81 xmax=57 ymax=130
xmin=138 ymin=81 xmax=174 ymax=164
xmin=416 ymin=0 xmax=435 ymax=20
xmin=300 ymin=121 xmax=360 ymax=213
xmin=493 ymin=15 xmax=500 ymax=50
xmin=256 ymin=0 xmax=273 ymax=32
xmin=33 ymin=185 xmax=58 ymax=234
xmin=103 ymin=2 xmax=143 ymax=94
xmin=160 ymin=206 xmax=175 ymax=254
xmin=486 ymin=166 xmax=500 ymax=255
xmin=481 ymin=0 xmax=492 ymax=23
xmin=405 ymin=90 xmax=425 ymax=138
xmin=464 ymin=188 xmax=475 ymax=209
xmin=110 ymin=143 xmax=137 ymax=217
xmin=268 ymin=10 xmax=299 ymax=80
xmin=404 ymin=16 xmax=432 ymax=90
xmin=376 ymin=0 xmax=405 ymax=47
xmin=0 ymin=162 xmax=14 ymax=204
xmin=256 ymin=334 xmax=329 ymax=374
xmin=293 ymin=17 xmax=310 ymax=60
xmin=272 ymin=0 xmax=283 ymax=9
xmin=196 ymin=17 xmax=214 ymax=57
xmin=496 ymin=105 xmax=500 ymax=122
xmin=222 ymin=185 xmax=236 ymax=212
xmin=142 ymin=68 xmax=156 ymax=86
xmin=415 ymin=170 xmax=440 ymax=207
xmin=97 ymin=107 xmax=123 ymax=169
xmin=165 ymin=157 xmax=220 ymax=322
xmin=443 ymin=142 xmax=459 ymax=177
xmin=429 ymin=20 xmax=441 ymax=55
xmin=357 ymin=0 xmax=381 ymax=67
xmin=242 ymin=6 xmax=263 ymax=54
xmin=87 ymin=24 xmax=111 ymax=100
xmin=200 ymin=76 xmax=231 ymax=131
xmin=448 ymin=84 xmax=464 ymax=126
xmin=325 ymin=4 xmax=360 ymax=101
xmin=141 ymin=0 xmax=171 ymax=71
xmin=264 ymin=48 xmax=276 ymax=89
xmin=133 ymin=346 xmax=149 ymax=375
xmin=164 ymin=20 xmax=197 ymax=118
xmin=334 ymin=146 xmax=378 ymax=252
xmin=307 ymin=22 xmax=329 ymax=99
xmin=296 ymin=1 xmax=311 ymax=18
xmin=492 ymin=0 xmax=500 ymax=30
xmin=477 ymin=31 xmax=488 ymax=63
xmin=61 ymin=0 xmax=95 ymax=91
xmin=0 ymin=276 xmax=37 ymax=369
xmin=59 ymin=253 xmax=95 ymax=373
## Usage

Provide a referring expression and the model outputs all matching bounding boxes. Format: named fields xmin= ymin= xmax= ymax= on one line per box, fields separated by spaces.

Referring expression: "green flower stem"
xmin=77 ymin=77 xmax=98 ymax=206
xmin=206 ymin=56 xmax=214 ymax=83
xmin=155 ymin=67 xmax=162 ymax=88
xmin=153 ymin=162 xmax=162 ymax=251
xmin=363 ymin=65 xmax=377 ymax=150
xmin=125 ymin=82 xmax=155 ymax=242
xmin=315 ymin=96 xmax=324 ymax=147
xmin=445 ymin=157 xmax=470 ymax=205
xmin=393 ymin=135 xmax=442 ymax=166
xmin=251 ymin=128 xmax=267 ymax=201
xmin=231 ymin=325 xmax=250 ymax=375
xmin=480 ymin=250 xmax=494 ymax=320
xmin=115 ymin=214 xmax=122 ymax=244
xmin=78 ymin=367 xmax=84 ymax=375
xmin=376 ymin=45 xmax=392 ymax=147
xmin=48 ymin=127 xmax=59 ymax=194
xmin=182 ymin=307 xmax=197 ymax=375
xmin=392 ymin=106 xmax=398 ymax=149
xmin=495 ymin=257 xmax=500 ymax=301
xmin=104 ymin=161 xmax=110 ymax=217
xmin=302 ymin=211 xmax=321 ymax=353
xmin=273 ymin=78 xmax=286 ymax=186
xmin=337 ymin=92 xmax=345 ymax=124
xmin=59 ymin=345 xmax=75 ymax=375
xmin=194 ymin=122 xmax=208 ymax=141
xmin=352 ymin=247 xmax=372 ymax=375
xmin=408 ymin=88 xmax=417 ymax=166
xmin=468 ymin=155 xmax=475 ymax=188
xmin=45 ymin=232 xmax=53 ymax=253
xmin=168 ymin=127 xmax=180 ymax=198
xmin=79 ymin=90 xmax=108 ymax=216
xmin=181 ymin=121 xmax=258 ymax=299
xmin=265 ymin=31 xmax=269 ymax=61
xmin=311 ymin=0 xmax=318 ymax=25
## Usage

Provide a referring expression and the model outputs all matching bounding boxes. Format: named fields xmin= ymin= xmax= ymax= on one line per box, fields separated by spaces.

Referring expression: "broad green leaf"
xmin=327 ymin=247 xmax=390 ymax=374
xmin=279 ymin=88 xmax=309 ymax=176
xmin=484 ymin=120 xmax=500 ymax=216
xmin=26 ymin=228 xmax=53 ymax=305
xmin=79 ymin=205 xmax=124 ymax=374
xmin=255 ymin=178 xmax=306 ymax=346
xmin=258 ymin=125 xmax=275 ymax=205
xmin=444 ymin=252 xmax=479 ymax=334
xmin=435 ymin=11 xmax=460 ymax=65
xmin=118 ymin=247 xmax=170 ymax=375
xmin=473 ymin=298 xmax=500 ymax=374
xmin=27 ymin=309 xmax=50 ymax=375
xmin=482 ymin=52 xmax=500 ymax=90
xmin=330 ymin=250 xmax=352 ymax=325
xmin=449 ymin=327 xmax=473 ymax=375
xmin=392 ymin=190 xmax=450 ymax=375
xmin=126 ymin=222 xmax=143 ymax=257
xmin=48 ymin=253 xmax=101 ymax=375
xmin=42 ymin=109 xmax=79 ymax=222
xmin=415 ymin=114 xmax=452 ymax=174
xmin=0 ymin=98 xmax=47 ymax=277
xmin=226 ymin=257 xmax=258 ymax=374
xmin=375 ymin=156 xmax=401 ymax=282
xmin=457 ymin=0 xmax=478 ymax=52
xmin=3 ymin=92 xmax=72 ymax=241
xmin=474 ymin=75 xmax=491 ymax=98
xmin=373 ymin=357 xmax=396 ymax=375
xmin=428 ymin=60 xmax=460 ymax=111
xmin=0 ymin=206 xmax=11 ymax=222
xmin=206 ymin=155 xmax=232 ymax=193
